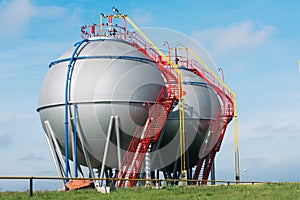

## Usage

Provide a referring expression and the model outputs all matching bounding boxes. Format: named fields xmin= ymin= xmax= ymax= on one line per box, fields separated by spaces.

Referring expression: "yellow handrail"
xmin=187 ymin=48 xmax=235 ymax=95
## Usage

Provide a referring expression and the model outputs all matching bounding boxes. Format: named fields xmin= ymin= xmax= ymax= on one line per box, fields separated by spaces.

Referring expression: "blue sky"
xmin=0 ymin=0 xmax=299 ymax=190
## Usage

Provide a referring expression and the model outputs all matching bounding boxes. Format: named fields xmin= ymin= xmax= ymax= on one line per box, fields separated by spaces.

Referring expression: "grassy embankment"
xmin=1 ymin=183 xmax=299 ymax=199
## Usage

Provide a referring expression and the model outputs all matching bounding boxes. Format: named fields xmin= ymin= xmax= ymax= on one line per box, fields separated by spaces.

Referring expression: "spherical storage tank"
xmin=37 ymin=36 xmax=221 ymax=174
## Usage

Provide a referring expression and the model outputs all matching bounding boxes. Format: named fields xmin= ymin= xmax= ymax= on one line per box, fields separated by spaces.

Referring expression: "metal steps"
xmin=116 ymin=29 xmax=180 ymax=187
xmin=117 ymin=89 xmax=175 ymax=187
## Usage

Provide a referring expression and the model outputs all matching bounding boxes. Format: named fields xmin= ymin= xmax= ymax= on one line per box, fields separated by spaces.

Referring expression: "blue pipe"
xmin=64 ymin=39 xmax=88 ymax=182
xmin=49 ymin=55 xmax=154 ymax=68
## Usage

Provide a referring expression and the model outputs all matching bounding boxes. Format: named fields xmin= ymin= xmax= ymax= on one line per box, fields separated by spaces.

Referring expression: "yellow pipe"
xmin=100 ymin=15 xmax=103 ymax=36
xmin=179 ymin=96 xmax=186 ymax=176
xmin=233 ymin=96 xmax=240 ymax=182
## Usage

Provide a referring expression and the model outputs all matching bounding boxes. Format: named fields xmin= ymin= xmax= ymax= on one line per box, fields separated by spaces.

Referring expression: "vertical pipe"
xmin=64 ymin=63 xmax=72 ymax=181
xmin=64 ymin=39 xmax=88 ymax=182
xmin=179 ymin=75 xmax=186 ymax=179
xmin=234 ymin=98 xmax=240 ymax=183
xmin=73 ymin=103 xmax=78 ymax=177
xmin=108 ymin=15 xmax=112 ymax=30
xmin=100 ymin=14 xmax=103 ymax=36
xmin=122 ymin=16 xmax=126 ymax=40
xmin=186 ymin=48 xmax=189 ymax=68
xmin=64 ymin=60 xmax=75 ymax=181
xmin=91 ymin=25 xmax=95 ymax=36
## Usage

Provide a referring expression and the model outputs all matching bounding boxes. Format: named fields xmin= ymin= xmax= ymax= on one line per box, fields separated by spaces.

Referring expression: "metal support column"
xmin=114 ymin=116 xmax=122 ymax=170
xmin=76 ymin=124 xmax=95 ymax=179
xmin=44 ymin=120 xmax=65 ymax=188
xmin=100 ymin=116 xmax=114 ymax=186
xmin=211 ymin=159 xmax=215 ymax=185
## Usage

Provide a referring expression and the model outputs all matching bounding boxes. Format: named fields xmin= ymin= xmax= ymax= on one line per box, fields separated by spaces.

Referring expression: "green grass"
xmin=1 ymin=183 xmax=300 ymax=200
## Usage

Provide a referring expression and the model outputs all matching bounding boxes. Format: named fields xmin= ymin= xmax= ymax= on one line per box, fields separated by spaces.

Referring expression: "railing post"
xmin=29 ymin=177 xmax=33 ymax=197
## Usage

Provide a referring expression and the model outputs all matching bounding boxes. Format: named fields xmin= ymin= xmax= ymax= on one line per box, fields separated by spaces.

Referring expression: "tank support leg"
xmin=99 ymin=116 xmax=114 ymax=186
xmin=96 ymin=116 xmax=119 ymax=192
xmin=77 ymin=164 xmax=84 ymax=177
xmin=156 ymin=170 xmax=160 ymax=186
xmin=211 ymin=159 xmax=216 ymax=185
xmin=186 ymin=147 xmax=190 ymax=185
xmin=76 ymin=122 xmax=95 ymax=179
xmin=114 ymin=116 xmax=122 ymax=170
xmin=172 ymin=144 xmax=180 ymax=181
xmin=71 ymin=103 xmax=78 ymax=177
xmin=44 ymin=120 xmax=66 ymax=188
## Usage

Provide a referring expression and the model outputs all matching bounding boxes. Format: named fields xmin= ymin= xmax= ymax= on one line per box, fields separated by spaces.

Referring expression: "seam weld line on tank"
xmin=182 ymin=81 xmax=208 ymax=86
xmin=37 ymin=101 xmax=158 ymax=112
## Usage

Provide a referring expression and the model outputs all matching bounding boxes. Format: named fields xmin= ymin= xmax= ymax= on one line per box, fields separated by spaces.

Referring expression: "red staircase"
xmin=183 ymin=63 xmax=234 ymax=184
xmin=117 ymin=88 xmax=175 ymax=187
xmin=192 ymin=100 xmax=232 ymax=185
xmin=117 ymin=32 xmax=180 ymax=187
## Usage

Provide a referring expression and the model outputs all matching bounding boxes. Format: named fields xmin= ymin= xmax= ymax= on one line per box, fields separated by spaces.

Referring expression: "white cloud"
xmin=0 ymin=0 xmax=65 ymax=37
xmin=192 ymin=21 xmax=275 ymax=57
xmin=0 ymin=0 xmax=35 ymax=35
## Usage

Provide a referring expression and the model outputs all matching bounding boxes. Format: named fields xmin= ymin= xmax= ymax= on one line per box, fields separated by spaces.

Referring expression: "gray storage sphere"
xmin=37 ymin=37 xmax=220 ymax=172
